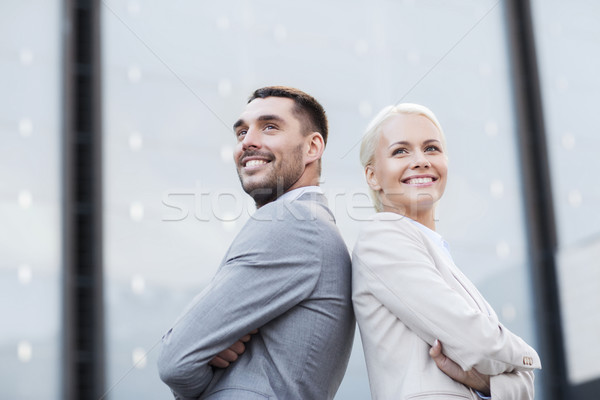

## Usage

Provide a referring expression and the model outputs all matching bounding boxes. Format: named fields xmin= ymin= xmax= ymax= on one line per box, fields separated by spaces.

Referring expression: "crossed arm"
xmin=430 ymin=340 xmax=537 ymax=400
xmin=214 ymin=330 xmax=499 ymax=397
xmin=213 ymin=334 xmax=500 ymax=397
xmin=157 ymin=208 xmax=321 ymax=398
xmin=430 ymin=340 xmax=491 ymax=396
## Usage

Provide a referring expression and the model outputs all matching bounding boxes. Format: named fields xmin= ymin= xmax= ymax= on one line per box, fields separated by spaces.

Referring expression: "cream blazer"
xmin=352 ymin=213 xmax=541 ymax=400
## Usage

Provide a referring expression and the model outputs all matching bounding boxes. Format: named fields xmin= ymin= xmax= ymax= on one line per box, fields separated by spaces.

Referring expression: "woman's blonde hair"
xmin=359 ymin=103 xmax=446 ymax=212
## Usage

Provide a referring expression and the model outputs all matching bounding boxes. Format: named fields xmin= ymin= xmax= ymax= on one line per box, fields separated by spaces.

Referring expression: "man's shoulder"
xmin=234 ymin=196 xmax=346 ymax=255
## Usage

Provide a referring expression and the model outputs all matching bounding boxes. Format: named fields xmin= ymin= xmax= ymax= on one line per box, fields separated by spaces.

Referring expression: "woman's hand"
xmin=429 ymin=339 xmax=491 ymax=396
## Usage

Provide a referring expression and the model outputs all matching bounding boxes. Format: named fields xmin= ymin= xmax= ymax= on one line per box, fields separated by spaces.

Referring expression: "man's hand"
xmin=209 ymin=330 xmax=258 ymax=368
xmin=429 ymin=339 xmax=491 ymax=396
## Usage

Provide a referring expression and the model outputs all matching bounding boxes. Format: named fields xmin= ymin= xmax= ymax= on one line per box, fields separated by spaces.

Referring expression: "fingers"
xmin=240 ymin=329 xmax=259 ymax=342
xmin=209 ymin=339 xmax=248 ymax=368
xmin=209 ymin=356 xmax=230 ymax=368
xmin=240 ymin=334 xmax=252 ymax=342
xmin=222 ymin=347 xmax=241 ymax=361
xmin=229 ymin=340 xmax=246 ymax=355
xmin=466 ymin=368 xmax=491 ymax=393
xmin=429 ymin=340 xmax=453 ymax=373
xmin=211 ymin=348 xmax=240 ymax=367
xmin=429 ymin=339 xmax=442 ymax=357
xmin=209 ymin=330 xmax=259 ymax=369
xmin=429 ymin=340 xmax=472 ymax=386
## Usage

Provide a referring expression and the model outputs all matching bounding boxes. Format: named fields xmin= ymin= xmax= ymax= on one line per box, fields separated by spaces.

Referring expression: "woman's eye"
xmin=425 ymin=145 xmax=440 ymax=152
xmin=392 ymin=148 xmax=407 ymax=155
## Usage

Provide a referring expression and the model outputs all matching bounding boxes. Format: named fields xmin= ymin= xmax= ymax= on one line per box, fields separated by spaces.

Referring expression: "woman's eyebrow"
xmin=388 ymin=139 xmax=441 ymax=149
xmin=388 ymin=140 xmax=410 ymax=149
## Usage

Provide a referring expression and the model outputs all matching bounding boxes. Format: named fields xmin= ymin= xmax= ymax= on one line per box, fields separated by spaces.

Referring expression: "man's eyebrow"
xmin=233 ymin=119 xmax=245 ymax=130
xmin=233 ymin=114 xmax=285 ymax=131
xmin=257 ymin=114 xmax=285 ymax=123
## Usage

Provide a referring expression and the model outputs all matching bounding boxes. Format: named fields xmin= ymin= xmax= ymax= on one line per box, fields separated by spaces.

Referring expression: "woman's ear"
xmin=365 ymin=165 xmax=381 ymax=191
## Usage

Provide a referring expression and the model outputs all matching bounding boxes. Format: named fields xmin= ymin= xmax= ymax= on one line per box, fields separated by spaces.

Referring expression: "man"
xmin=158 ymin=86 xmax=355 ymax=399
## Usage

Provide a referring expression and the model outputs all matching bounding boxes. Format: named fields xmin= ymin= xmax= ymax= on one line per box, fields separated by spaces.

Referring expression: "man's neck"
xmin=255 ymin=185 xmax=322 ymax=208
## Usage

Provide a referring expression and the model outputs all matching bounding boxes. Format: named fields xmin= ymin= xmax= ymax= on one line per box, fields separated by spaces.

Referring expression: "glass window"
xmin=0 ymin=2 xmax=61 ymax=399
xmin=532 ymin=0 xmax=600 ymax=386
xmin=102 ymin=1 xmax=540 ymax=397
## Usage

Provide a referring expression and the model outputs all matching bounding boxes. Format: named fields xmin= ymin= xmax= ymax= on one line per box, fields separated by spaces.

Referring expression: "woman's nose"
xmin=410 ymin=151 xmax=430 ymax=168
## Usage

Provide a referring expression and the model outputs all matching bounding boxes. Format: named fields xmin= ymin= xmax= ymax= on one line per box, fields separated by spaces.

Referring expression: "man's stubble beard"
xmin=237 ymin=143 xmax=304 ymax=208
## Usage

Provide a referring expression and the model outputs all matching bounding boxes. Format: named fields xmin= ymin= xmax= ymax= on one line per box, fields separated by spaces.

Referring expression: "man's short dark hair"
xmin=248 ymin=86 xmax=329 ymax=145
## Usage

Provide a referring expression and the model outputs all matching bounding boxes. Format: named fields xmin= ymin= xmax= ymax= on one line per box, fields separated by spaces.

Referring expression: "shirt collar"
xmin=276 ymin=186 xmax=323 ymax=203
xmin=406 ymin=218 xmax=453 ymax=260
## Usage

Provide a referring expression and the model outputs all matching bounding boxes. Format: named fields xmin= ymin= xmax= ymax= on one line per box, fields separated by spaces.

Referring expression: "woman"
xmin=352 ymin=103 xmax=541 ymax=399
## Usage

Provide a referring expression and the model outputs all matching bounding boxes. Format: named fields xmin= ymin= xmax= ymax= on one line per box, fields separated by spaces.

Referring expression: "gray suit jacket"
xmin=158 ymin=191 xmax=355 ymax=399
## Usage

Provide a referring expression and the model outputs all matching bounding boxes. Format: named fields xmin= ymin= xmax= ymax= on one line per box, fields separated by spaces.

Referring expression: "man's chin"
xmin=241 ymin=179 xmax=285 ymax=206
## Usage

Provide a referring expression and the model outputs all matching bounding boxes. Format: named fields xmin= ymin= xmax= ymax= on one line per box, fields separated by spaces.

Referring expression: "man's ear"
xmin=365 ymin=165 xmax=381 ymax=191
xmin=305 ymin=132 xmax=325 ymax=164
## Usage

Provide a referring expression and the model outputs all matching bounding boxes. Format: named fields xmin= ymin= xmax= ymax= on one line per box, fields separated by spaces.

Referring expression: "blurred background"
xmin=1 ymin=0 xmax=599 ymax=399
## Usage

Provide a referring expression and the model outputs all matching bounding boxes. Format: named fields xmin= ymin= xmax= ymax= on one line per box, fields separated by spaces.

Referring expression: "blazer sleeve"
xmin=352 ymin=219 xmax=541 ymax=375
xmin=490 ymin=370 xmax=535 ymax=400
xmin=157 ymin=202 xmax=322 ymax=399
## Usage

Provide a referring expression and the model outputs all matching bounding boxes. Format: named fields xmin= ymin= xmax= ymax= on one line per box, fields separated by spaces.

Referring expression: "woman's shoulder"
xmin=355 ymin=212 xmax=423 ymax=246
xmin=361 ymin=212 xmax=420 ymax=232
xmin=352 ymin=213 xmax=433 ymax=271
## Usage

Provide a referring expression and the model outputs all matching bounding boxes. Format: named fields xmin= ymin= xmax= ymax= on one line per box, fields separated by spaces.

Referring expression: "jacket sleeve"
xmin=352 ymin=218 xmax=541 ymax=375
xmin=157 ymin=203 xmax=322 ymax=399
xmin=490 ymin=370 xmax=535 ymax=400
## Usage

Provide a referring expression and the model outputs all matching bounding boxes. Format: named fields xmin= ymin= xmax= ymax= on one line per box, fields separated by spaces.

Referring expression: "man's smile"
xmin=240 ymin=155 xmax=273 ymax=171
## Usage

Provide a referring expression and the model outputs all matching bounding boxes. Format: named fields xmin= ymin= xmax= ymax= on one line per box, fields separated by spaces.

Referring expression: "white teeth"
xmin=245 ymin=159 xmax=268 ymax=167
xmin=406 ymin=177 xmax=433 ymax=185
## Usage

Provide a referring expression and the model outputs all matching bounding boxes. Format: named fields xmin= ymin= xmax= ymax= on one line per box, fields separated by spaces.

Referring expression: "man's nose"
xmin=242 ymin=128 xmax=261 ymax=150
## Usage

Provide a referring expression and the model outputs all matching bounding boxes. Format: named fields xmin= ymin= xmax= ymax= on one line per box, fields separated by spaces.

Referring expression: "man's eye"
xmin=264 ymin=125 xmax=276 ymax=130
xmin=237 ymin=130 xmax=247 ymax=137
